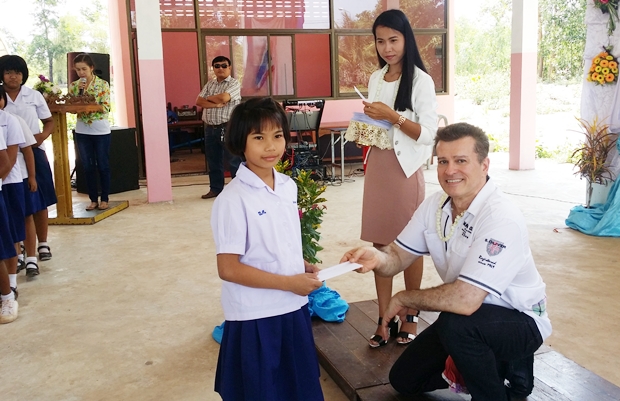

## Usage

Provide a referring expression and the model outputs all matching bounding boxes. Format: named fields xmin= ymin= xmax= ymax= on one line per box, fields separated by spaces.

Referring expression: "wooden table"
xmin=167 ymin=120 xmax=204 ymax=151
xmin=48 ymin=103 xmax=129 ymax=225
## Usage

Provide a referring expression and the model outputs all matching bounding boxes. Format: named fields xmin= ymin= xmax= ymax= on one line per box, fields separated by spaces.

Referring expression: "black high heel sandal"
xmin=396 ymin=311 xmax=419 ymax=345
xmin=369 ymin=316 xmax=399 ymax=348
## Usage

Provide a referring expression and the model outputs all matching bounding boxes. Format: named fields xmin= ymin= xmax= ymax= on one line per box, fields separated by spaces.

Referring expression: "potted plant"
xmin=276 ymin=160 xmax=327 ymax=264
xmin=571 ymin=117 xmax=617 ymax=207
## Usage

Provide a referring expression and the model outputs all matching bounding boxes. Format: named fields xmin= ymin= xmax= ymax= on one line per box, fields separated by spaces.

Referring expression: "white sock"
xmin=9 ymin=274 xmax=16 ymax=288
xmin=26 ymin=256 xmax=37 ymax=265
xmin=17 ymin=254 xmax=24 ymax=262
xmin=1 ymin=292 xmax=15 ymax=302
xmin=38 ymin=241 xmax=48 ymax=248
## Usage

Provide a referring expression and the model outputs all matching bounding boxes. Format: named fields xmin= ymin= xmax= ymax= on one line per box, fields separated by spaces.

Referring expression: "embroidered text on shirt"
xmin=477 ymin=255 xmax=497 ymax=268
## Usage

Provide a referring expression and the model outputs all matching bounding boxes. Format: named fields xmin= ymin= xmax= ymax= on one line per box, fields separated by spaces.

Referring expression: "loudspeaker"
xmin=75 ymin=127 xmax=140 ymax=195
xmin=67 ymin=52 xmax=110 ymax=84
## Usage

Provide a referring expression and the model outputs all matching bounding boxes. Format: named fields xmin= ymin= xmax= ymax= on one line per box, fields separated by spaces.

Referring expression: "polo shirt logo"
xmin=258 ymin=210 xmax=266 ymax=216
xmin=485 ymin=238 xmax=506 ymax=256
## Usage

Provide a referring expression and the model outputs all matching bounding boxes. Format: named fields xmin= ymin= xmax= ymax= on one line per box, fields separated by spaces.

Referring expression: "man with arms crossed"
xmin=343 ymin=122 xmax=551 ymax=401
xmin=196 ymin=56 xmax=241 ymax=199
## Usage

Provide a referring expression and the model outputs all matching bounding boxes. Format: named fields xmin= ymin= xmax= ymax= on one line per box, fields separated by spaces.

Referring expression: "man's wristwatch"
xmin=394 ymin=115 xmax=406 ymax=130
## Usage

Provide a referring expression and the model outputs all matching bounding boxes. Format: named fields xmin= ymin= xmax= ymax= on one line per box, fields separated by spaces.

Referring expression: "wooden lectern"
xmin=48 ymin=103 xmax=129 ymax=224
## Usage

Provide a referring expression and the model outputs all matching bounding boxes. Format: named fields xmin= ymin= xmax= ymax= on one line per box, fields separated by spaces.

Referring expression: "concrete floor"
xmin=2 ymin=153 xmax=619 ymax=401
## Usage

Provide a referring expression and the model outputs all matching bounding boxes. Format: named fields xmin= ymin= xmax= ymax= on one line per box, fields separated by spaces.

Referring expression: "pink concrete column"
xmin=509 ymin=0 xmax=538 ymax=170
xmin=108 ymin=0 xmax=135 ymax=128
xmin=134 ymin=0 xmax=173 ymax=202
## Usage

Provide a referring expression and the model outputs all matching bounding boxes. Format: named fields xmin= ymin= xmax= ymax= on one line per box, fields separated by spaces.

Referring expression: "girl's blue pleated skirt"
xmin=33 ymin=147 xmax=57 ymax=208
xmin=215 ymin=304 xmax=324 ymax=401
xmin=22 ymin=179 xmax=45 ymax=217
xmin=2 ymin=183 xmax=25 ymax=243
xmin=0 ymin=194 xmax=17 ymax=260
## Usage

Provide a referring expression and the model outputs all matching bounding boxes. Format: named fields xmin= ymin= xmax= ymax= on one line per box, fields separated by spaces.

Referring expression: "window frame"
xmin=140 ymin=0 xmax=449 ymax=100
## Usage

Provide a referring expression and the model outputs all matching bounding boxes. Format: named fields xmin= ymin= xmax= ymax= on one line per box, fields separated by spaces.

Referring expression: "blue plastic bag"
xmin=212 ymin=321 xmax=225 ymax=344
xmin=308 ymin=283 xmax=349 ymax=322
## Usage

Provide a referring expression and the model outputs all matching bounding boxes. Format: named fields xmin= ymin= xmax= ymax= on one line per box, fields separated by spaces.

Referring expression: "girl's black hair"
xmin=226 ymin=97 xmax=291 ymax=158
xmin=372 ymin=9 xmax=428 ymax=112
xmin=0 ymin=84 xmax=7 ymax=107
xmin=74 ymin=53 xmax=97 ymax=69
xmin=0 ymin=55 xmax=29 ymax=85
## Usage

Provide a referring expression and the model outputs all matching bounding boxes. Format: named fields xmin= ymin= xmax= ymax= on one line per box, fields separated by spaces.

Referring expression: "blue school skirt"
xmin=22 ymin=178 xmax=45 ymax=216
xmin=215 ymin=304 xmax=324 ymax=401
xmin=0 ymin=193 xmax=17 ymax=260
xmin=33 ymin=147 xmax=57 ymax=208
xmin=2 ymin=183 xmax=25 ymax=243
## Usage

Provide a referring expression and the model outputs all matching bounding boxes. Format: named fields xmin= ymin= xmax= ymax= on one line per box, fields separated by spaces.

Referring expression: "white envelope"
xmin=317 ymin=261 xmax=362 ymax=281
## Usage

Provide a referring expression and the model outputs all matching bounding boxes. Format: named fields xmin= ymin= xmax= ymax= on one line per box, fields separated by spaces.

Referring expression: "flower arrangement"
xmin=594 ymin=0 xmax=620 ymax=36
xmin=587 ymin=47 xmax=619 ymax=85
xmin=33 ymin=75 xmax=62 ymax=97
xmin=571 ymin=117 xmax=616 ymax=207
xmin=276 ymin=160 xmax=327 ymax=264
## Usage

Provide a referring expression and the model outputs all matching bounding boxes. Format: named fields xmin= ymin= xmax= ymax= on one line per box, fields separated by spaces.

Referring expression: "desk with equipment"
xmin=318 ymin=121 xmax=358 ymax=184
xmin=283 ymin=100 xmax=324 ymax=178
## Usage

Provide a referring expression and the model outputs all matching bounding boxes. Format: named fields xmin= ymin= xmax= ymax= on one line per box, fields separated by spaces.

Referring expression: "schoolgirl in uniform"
xmin=0 ymin=85 xmax=39 ymax=277
xmin=0 ymin=55 xmax=56 ymax=263
xmin=0 ymin=106 xmax=25 ymax=298
xmin=210 ymin=97 xmax=324 ymax=401
xmin=0 ymin=114 xmax=19 ymax=323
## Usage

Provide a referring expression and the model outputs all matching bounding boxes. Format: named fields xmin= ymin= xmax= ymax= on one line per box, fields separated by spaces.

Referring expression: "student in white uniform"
xmin=0 ymin=55 xmax=56 ymax=263
xmin=211 ymin=97 xmax=324 ymax=401
xmin=0 ymin=122 xmax=19 ymax=323
xmin=0 ymin=85 xmax=37 ymax=279
xmin=0 ymin=108 xmax=25 ymax=296
xmin=342 ymin=123 xmax=551 ymax=401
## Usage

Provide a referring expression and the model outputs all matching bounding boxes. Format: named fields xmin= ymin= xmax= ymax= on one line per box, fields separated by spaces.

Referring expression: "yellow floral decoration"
xmin=588 ymin=48 xmax=619 ymax=86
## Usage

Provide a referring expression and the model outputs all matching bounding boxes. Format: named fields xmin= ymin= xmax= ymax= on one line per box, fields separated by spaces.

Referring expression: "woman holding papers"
xmin=360 ymin=9 xmax=438 ymax=347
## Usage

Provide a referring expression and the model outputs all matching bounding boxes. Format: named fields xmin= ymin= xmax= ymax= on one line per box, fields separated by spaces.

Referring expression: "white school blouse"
xmin=211 ymin=163 xmax=308 ymax=321
xmin=0 ymin=110 xmax=25 ymax=185
xmin=3 ymin=86 xmax=52 ymax=151
xmin=0 ymin=132 xmax=5 ymax=188
xmin=12 ymin=114 xmax=37 ymax=179
xmin=395 ymin=179 xmax=552 ymax=340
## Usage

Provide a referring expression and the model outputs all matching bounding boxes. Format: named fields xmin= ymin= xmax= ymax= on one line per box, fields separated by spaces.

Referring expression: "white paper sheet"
xmin=354 ymin=86 xmax=367 ymax=101
xmin=317 ymin=261 xmax=362 ymax=281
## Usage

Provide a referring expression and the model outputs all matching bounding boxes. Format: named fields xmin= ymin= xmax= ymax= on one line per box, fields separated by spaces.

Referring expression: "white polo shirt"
xmin=0 ymin=133 xmax=6 ymax=189
xmin=396 ymin=179 xmax=552 ymax=340
xmin=211 ymin=163 xmax=308 ymax=321
xmin=13 ymin=114 xmax=37 ymax=179
xmin=3 ymin=86 xmax=52 ymax=151
xmin=0 ymin=110 xmax=25 ymax=185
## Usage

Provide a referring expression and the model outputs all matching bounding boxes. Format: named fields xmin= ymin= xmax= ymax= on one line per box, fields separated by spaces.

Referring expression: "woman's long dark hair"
xmin=372 ymin=9 xmax=427 ymax=112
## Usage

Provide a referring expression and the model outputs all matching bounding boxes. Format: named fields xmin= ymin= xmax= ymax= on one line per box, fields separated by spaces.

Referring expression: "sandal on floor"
xmin=26 ymin=261 xmax=40 ymax=277
xmin=37 ymin=245 xmax=52 ymax=261
xmin=86 ymin=202 xmax=98 ymax=211
xmin=98 ymin=201 xmax=109 ymax=210
xmin=369 ymin=316 xmax=399 ymax=348
xmin=396 ymin=312 xmax=419 ymax=345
